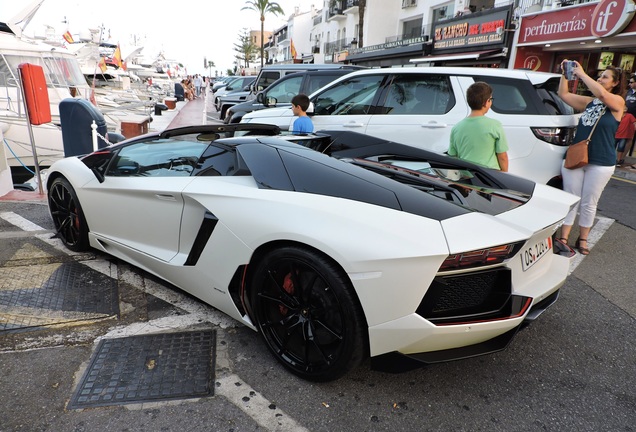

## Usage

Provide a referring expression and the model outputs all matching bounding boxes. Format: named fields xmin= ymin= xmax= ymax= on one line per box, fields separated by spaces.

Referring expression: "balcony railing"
xmin=345 ymin=0 xmax=360 ymax=9
xmin=384 ymin=24 xmax=429 ymax=43
xmin=313 ymin=14 xmax=323 ymax=26
xmin=402 ymin=0 xmax=417 ymax=7
xmin=324 ymin=37 xmax=357 ymax=55
xmin=275 ymin=31 xmax=288 ymax=43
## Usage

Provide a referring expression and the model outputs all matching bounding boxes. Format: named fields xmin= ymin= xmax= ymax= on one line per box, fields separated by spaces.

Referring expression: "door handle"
xmin=421 ymin=122 xmax=448 ymax=128
xmin=155 ymin=194 xmax=176 ymax=201
xmin=343 ymin=122 xmax=365 ymax=128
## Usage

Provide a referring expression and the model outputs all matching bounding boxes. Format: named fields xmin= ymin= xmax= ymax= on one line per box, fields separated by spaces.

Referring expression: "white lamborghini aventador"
xmin=46 ymin=124 xmax=579 ymax=381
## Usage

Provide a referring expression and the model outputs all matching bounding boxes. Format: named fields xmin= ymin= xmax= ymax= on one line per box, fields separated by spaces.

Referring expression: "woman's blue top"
xmin=572 ymin=98 xmax=618 ymax=166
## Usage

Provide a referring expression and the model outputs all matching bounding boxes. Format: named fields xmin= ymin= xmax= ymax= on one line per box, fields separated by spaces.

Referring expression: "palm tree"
xmin=242 ymin=0 xmax=284 ymax=67
xmin=207 ymin=60 xmax=216 ymax=77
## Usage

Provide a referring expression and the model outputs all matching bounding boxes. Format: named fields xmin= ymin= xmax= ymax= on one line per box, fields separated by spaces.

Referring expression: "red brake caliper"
xmin=279 ymin=272 xmax=295 ymax=315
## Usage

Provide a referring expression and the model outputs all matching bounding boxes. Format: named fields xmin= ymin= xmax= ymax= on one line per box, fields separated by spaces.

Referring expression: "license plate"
xmin=520 ymin=236 xmax=552 ymax=271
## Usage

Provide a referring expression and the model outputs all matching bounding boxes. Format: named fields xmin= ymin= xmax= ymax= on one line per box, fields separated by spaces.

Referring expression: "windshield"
xmin=1 ymin=53 xmax=86 ymax=88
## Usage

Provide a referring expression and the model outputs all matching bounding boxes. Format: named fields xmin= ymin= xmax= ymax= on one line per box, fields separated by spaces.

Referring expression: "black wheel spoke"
xmin=313 ymin=318 xmax=343 ymax=341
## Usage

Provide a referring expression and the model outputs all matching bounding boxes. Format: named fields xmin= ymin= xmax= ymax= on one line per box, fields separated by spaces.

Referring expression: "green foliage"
xmin=241 ymin=0 xmax=285 ymax=67
xmin=233 ymin=28 xmax=258 ymax=68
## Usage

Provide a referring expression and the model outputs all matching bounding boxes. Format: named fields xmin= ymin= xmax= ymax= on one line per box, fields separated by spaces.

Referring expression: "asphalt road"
xmin=0 ymin=176 xmax=634 ymax=431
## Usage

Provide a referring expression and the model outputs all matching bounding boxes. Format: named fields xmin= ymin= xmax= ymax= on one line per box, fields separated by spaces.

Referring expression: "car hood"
xmin=243 ymin=107 xmax=293 ymax=120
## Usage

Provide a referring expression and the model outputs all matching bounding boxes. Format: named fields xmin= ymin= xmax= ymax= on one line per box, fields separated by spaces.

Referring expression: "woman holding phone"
xmin=557 ymin=60 xmax=624 ymax=255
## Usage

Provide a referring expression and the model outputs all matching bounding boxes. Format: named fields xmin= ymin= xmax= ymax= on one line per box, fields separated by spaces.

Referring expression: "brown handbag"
xmin=564 ymin=105 xmax=605 ymax=170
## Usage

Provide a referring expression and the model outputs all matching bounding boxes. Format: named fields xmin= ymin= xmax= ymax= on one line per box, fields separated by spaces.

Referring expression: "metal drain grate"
xmin=68 ymin=330 xmax=216 ymax=409
xmin=0 ymin=261 xmax=119 ymax=332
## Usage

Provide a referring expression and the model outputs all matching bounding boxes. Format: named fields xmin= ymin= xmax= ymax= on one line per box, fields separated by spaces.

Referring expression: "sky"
xmin=2 ymin=0 xmax=308 ymax=76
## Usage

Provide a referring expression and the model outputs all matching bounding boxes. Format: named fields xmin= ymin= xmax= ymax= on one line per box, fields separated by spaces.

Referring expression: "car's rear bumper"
xmin=370 ymin=289 xmax=559 ymax=373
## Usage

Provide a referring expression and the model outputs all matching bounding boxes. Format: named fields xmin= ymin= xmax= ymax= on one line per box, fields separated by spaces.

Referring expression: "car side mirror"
xmin=266 ymin=97 xmax=278 ymax=107
xmin=256 ymin=92 xmax=265 ymax=104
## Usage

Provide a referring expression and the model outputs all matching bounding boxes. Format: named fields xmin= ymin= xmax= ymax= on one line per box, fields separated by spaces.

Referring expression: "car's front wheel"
xmin=250 ymin=246 xmax=366 ymax=381
xmin=48 ymin=177 xmax=90 ymax=252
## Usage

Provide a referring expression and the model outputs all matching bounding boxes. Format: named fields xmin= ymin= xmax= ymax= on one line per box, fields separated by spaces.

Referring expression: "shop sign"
xmin=518 ymin=0 xmax=636 ymax=45
xmin=349 ymin=36 xmax=428 ymax=55
xmin=432 ymin=8 xmax=510 ymax=51
xmin=591 ymin=0 xmax=635 ymax=37
xmin=513 ymin=47 xmax=556 ymax=72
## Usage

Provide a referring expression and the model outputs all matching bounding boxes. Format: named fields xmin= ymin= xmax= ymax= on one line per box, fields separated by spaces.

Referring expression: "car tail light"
xmin=440 ymin=242 xmax=524 ymax=271
xmin=531 ymin=126 xmax=576 ymax=147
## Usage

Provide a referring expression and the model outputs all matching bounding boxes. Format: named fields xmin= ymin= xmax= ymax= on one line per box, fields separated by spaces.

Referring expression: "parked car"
xmin=224 ymin=69 xmax=358 ymax=124
xmin=46 ymin=123 xmax=578 ymax=381
xmin=218 ymin=65 xmax=363 ymax=123
xmin=241 ymin=67 xmax=579 ymax=187
xmin=211 ymin=76 xmax=233 ymax=93
xmin=247 ymin=63 xmax=365 ymax=98
xmin=213 ymin=76 xmax=255 ymax=111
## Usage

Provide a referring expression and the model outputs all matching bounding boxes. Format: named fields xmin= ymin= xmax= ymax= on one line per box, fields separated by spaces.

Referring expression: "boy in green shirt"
xmin=448 ymin=82 xmax=509 ymax=171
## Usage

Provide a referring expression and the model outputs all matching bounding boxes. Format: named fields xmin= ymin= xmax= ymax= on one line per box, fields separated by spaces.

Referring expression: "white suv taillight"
xmin=531 ymin=126 xmax=576 ymax=147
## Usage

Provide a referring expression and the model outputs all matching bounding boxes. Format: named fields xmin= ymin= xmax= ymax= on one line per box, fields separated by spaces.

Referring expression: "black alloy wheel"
xmin=250 ymin=246 xmax=366 ymax=382
xmin=48 ymin=177 xmax=90 ymax=252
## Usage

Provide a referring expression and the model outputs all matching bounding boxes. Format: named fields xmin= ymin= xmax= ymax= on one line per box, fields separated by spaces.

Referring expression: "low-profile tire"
xmin=47 ymin=177 xmax=90 ymax=252
xmin=250 ymin=246 xmax=367 ymax=381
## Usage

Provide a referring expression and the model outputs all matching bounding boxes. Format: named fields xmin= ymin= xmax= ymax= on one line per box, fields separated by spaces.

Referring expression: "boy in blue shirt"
xmin=291 ymin=94 xmax=313 ymax=134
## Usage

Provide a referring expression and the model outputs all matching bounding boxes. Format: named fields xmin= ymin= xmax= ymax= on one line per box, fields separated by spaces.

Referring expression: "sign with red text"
xmin=432 ymin=7 xmax=511 ymax=53
xmin=518 ymin=0 xmax=636 ymax=45
xmin=591 ymin=0 xmax=635 ymax=37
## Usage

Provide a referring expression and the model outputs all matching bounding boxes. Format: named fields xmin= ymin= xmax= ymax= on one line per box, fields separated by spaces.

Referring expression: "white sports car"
xmin=46 ymin=124 xmax=578 ymax=381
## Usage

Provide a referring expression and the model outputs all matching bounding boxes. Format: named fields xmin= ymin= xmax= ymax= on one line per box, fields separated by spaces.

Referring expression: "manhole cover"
xmin=68 ymin=330 xmax=216 ymax=409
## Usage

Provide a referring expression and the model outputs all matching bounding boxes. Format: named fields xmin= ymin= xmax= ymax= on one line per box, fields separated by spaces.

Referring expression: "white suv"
xmin=241 ymin=67 xmax=578 ymax=186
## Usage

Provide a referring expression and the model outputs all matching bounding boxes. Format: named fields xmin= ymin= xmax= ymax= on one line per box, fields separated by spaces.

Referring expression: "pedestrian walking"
xmin=194 ymin=75 xmax=203 ymax=97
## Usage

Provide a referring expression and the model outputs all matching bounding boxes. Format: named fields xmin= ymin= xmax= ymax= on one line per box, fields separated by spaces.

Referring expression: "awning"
xmin=410 ymin=50 xmax=504 ymax=64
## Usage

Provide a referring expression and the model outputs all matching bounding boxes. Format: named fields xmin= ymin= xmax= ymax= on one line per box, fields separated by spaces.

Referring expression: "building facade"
xmin=260 ymin=0 xmax=636 ymax=75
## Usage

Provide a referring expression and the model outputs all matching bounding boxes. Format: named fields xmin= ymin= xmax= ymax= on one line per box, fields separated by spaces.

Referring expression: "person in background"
xmin=448 ymin=81 xmax=509 ymax=171
xmin=181 ymin=79 xmax=194 ymax=101
xmin=557 ymin=61 xmax=624 ymax=255
xmin=615 ymin=105 xmax=636 ymax=166
xmin=623 ymin=74 xmax=636 ymax=159
xmin=291 ymin=94 xmax=313 ymax=134
xmin=194 ymin=74 xmax=203 ymax=97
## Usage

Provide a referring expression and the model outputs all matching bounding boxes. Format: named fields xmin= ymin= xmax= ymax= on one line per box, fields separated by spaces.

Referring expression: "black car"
xmin=223 ymin=69 xmax=357 ymax=124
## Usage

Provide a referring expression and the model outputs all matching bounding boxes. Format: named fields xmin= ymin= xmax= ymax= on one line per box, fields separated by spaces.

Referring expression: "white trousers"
xmin=561 ymin=163 xmax=614 ymax=228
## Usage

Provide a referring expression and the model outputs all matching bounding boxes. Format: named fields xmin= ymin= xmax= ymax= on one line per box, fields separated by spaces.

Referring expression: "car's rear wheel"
xmin=250 ymin=246 xmax=366 ymax=381
xmin=48 ymin=177 xmax=90 ymax=252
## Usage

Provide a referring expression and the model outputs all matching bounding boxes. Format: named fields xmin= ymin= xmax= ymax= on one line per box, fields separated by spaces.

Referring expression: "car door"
xmin=308 ymin=74 xmax=386 ymax=133
xmin=366 ymin=73 xmax=468 ymax=154
xmin=80 ymin=137 xmax=208 ymax=262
